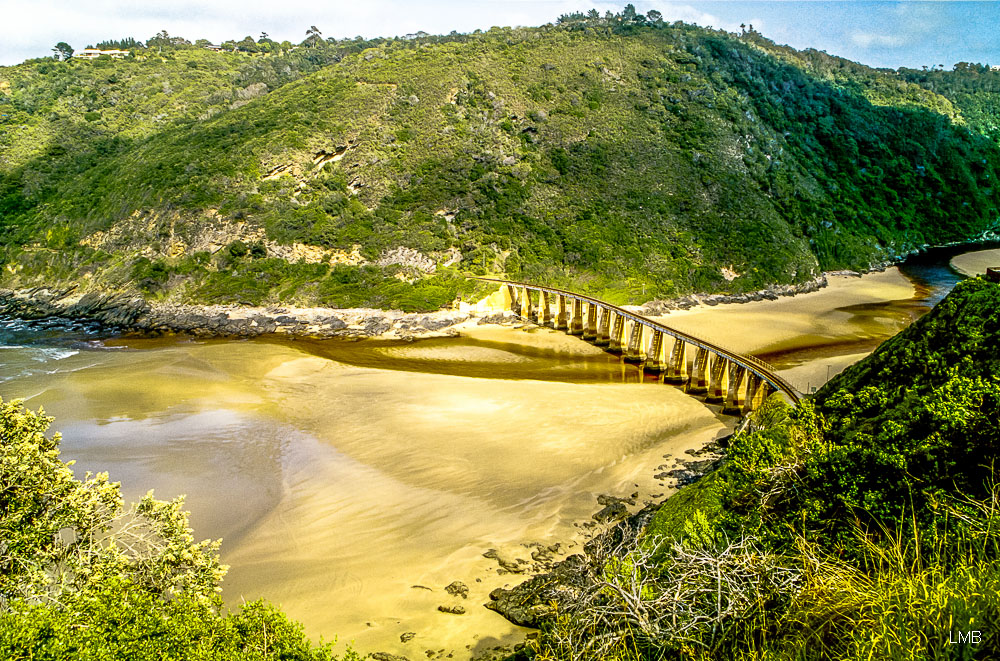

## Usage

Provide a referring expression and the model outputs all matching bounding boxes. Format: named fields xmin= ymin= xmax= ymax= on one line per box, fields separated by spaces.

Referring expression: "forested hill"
xmin=2 ymin=13 xmax=999 ymax=311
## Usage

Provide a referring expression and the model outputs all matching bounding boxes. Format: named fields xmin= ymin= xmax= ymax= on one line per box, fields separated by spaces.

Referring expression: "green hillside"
xmin=2 ymin=12 xmax=999 ymax=310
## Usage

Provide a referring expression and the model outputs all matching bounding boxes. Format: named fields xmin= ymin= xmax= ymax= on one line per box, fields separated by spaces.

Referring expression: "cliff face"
xmin=2 ymin=19 xmax=999 ymax=311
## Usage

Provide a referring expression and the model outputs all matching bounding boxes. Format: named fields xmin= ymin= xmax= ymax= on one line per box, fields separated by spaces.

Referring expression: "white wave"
xmin=32 ymin=348 xmax=79 ymax=362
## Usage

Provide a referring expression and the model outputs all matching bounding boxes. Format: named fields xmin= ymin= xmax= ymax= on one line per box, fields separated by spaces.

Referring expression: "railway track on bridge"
xmin=473 ymin=277 xmax=802 ymax=414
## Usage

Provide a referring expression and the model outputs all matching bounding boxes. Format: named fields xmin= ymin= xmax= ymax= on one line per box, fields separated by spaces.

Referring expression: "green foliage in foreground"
xmin=0 ymin=396 xmax=353 ymax=661
xmin=2 ymin=11 xmax=1000 ymax=310
xmin=528 ymin=276 xmax=1000 ymax=660
xmin=1 ymin=578 xmax=345 ymax=661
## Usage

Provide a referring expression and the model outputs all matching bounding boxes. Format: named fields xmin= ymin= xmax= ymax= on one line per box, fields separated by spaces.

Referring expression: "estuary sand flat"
xmin=649 ymin=269 xmax=915 ymax=355
xmin=2 ymin=333 xmax=726 ymax=659
xmin=951 ymin=248 xmax=1000 ymax=277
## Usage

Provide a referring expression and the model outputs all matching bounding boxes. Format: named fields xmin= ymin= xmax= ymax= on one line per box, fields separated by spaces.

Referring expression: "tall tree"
xmin=52 ymin=42 xmax=73 ymax=60
xmin=304 ymin=25 xmax=323 ymax=47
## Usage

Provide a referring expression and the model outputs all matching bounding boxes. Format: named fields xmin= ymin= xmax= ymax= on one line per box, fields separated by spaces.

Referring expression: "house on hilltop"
xmin=76 ymin=48 xmax=129 ymax=60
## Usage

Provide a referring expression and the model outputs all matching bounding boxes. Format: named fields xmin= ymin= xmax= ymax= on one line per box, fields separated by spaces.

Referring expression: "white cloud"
xmin=850 ymin=32 xmax=907 ymax=48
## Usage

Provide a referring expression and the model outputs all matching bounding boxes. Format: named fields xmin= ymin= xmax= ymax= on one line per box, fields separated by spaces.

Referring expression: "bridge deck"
xmin=473 ymin=277 xmax=802 ymax=405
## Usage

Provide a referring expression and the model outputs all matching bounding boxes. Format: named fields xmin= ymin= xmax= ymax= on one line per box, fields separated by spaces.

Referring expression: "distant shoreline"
xmin=1 ymin=241 xmax=994 ymax=341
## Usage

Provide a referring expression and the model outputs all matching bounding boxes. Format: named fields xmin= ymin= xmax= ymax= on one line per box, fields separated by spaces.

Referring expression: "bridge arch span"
xmin=473 ymin=278 xmax=802 ymax=415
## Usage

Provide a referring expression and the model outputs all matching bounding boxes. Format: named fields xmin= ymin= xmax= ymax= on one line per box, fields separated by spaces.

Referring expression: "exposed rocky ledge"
xmin=0 ymin=286 xmax=502 ymax=339
xmin=485 ymin=503 xmax=662 ymax=629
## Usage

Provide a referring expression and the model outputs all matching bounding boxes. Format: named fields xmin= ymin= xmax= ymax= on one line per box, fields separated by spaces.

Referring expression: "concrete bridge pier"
xmin=555 ymin=294 xmax=569 ymax=330
xmin=686 ymin=347 xmax=710 ymax=394
xmin=583 ymin=303 xmax=598 ymax=340
xmin=706 ymin=356 xmax=728 ymax=403
xmin=608 ymin=313 xmax=626 ymax=354
xmin=570 ymin=299 xmax=584 ymax=335
xmin=664 ymin=338 xmax=688 ymax=384
xmin=503 ymin=284 xmax=516 ymax=312
xmin=595 ymin=308 xmax=611 ymax=346
xmin=539 ymin=291 xmax=552 ymax=326
xmin=520 ymin=287 xmax=534 ymax=320
xmin=643 ymin=329 xmax=666 ymax=373
xmin=623 ymin=321 xmax=645 ymax=363
xmin=722 ymin=363 xmax=748 ymax=415
xmin=743 ymin=378 xmax=770 ymax=415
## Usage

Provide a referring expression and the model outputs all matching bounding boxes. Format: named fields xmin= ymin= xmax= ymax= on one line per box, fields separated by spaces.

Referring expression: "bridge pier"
xmin=664 ymin=338 xmax=688 ymax=384
xmin=570 ymin=299 xmax=584 ymax=335
xmin=706 ymin=356 xmax=728 ymax=403
xmin=520 ymin=287 xmax=533 ymax=321
xmin=500 ymin=284 xmax=516 ymax=312
xmin=583 ymin=303 xmax=598 ymax=340
xmin=643 ymin=329 xmax=666 ymax=373
xmin=595 ymin=307 xmax=611 ymax=346
xmin=742 ymin=377 xmax=769 ymax=415
xmin=555 ymin=294 xmax=568 ymax=330
xmin=608 ymin=313 xmax=625 ymax=354
xmin=687 ymin=347 xmax=710 ymax=394
xmin=539 ymin=291 xmax=552 ymax=326
xmin=722 ymin=362 xmax=748 ymax=415
xmin=624 ymin=321 xmax=645 ymax=363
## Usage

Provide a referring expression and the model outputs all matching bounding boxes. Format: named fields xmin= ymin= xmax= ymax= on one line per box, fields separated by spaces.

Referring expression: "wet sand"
xmin=646 ymin=268 xmax=919 ymax=392
xmin=951 ymin=248 xmax=1000 ymax=277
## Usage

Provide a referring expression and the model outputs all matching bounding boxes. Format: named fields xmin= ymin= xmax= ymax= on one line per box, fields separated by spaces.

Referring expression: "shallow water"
xmin=0 ymin=249 xmax=973 ymax=658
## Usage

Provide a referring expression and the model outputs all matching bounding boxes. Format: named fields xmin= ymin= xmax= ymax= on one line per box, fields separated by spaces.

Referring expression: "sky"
xmin=0 ymin=1 xmax=997 ymax=70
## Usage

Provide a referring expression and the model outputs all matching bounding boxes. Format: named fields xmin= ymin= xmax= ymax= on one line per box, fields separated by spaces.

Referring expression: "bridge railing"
xmin=472 ymin=277 xmax=802 ymax=404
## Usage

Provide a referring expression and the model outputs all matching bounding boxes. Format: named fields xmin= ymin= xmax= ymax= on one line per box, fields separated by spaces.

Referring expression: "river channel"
xmin=0 ymin=247 xmax=992 ymax=659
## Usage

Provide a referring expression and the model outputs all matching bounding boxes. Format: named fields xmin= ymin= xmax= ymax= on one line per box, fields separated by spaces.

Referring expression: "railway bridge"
xmin=474 ymin=278 xmax=802 ymax=415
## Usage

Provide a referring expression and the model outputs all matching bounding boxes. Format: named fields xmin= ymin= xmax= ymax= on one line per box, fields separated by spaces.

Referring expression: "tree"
xmin=304 ymin=25 xmax=323 ymax=47
xmin=52 ymin=42 xmax=73 ymax=61
xmin=96 ymin=37 xmax=141 ymax=50
xmin=146 ymin=30 xmax=190 ymax=50
xmin=0 ymin=397 xmax=224 ymax=604
xmin=236 ymin=35 xmax=260 ymax=53
xmin=647 ymin=10 xmax=663 ymax=25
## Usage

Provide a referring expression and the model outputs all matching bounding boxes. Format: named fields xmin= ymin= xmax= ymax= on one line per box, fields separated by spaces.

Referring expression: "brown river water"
xmin=0 ymin=251 xmax=981 ymax=659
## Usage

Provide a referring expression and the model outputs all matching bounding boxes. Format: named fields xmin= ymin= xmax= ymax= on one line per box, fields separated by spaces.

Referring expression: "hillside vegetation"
xmin=2 ymin=10 xmax=999 ymax=310
xmin=524 ymin=275 xmax=1000 ymax=659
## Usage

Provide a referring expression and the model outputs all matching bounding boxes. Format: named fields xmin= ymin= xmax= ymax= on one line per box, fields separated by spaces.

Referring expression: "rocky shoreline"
xmin=0 ymin=285 xmax=489 ymax=339
xmin=483 ymin=437 xmax=726 ymax=622
xmin=0 ymin=272 xmax=862 ymax=340
xmin=469 ymin=438 xmax=728 ymax=661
